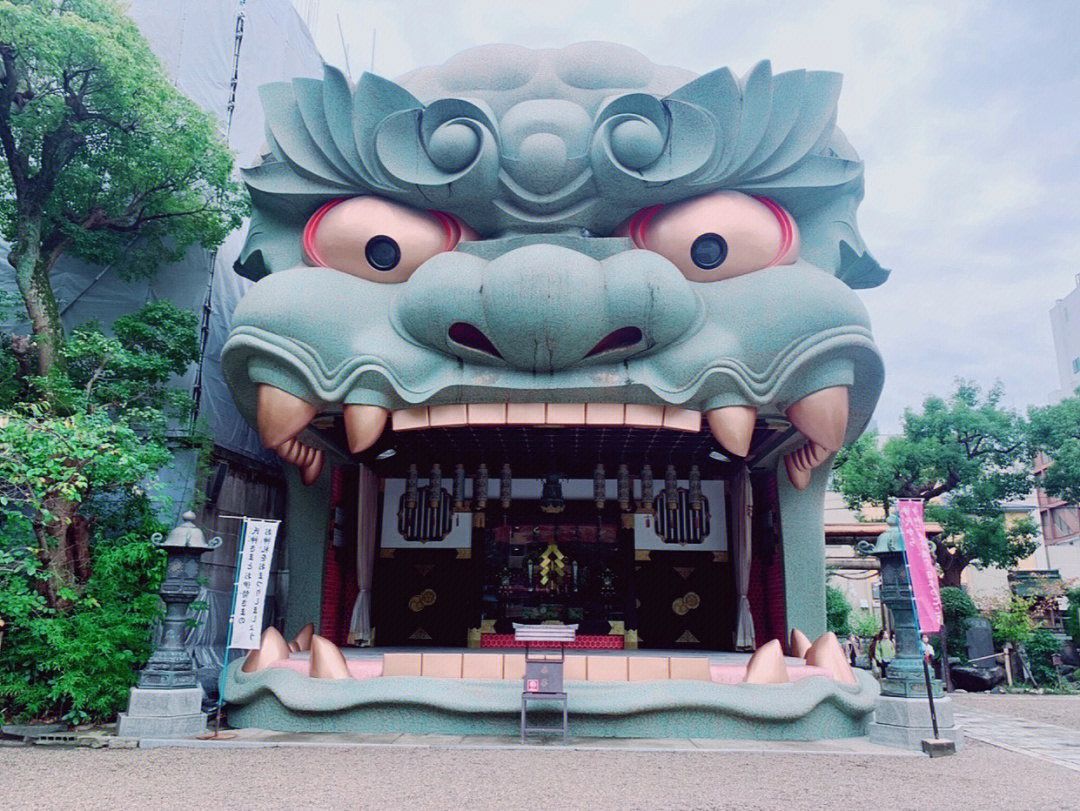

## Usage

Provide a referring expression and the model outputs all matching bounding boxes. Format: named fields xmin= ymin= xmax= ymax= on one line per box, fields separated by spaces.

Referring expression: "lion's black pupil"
xmin=365 ymin=235 xmax=401 ymax=270
xmin=690 ymin=233 xmax=727 ymax=269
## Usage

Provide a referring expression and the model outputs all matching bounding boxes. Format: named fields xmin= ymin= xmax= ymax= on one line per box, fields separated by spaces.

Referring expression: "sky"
xmin=290 ymin=0 xmax=1080 ymax=432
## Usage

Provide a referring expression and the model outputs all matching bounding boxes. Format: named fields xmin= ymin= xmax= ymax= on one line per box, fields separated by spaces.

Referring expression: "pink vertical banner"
xmin=896 ymin=499 xmax=942 ymax=634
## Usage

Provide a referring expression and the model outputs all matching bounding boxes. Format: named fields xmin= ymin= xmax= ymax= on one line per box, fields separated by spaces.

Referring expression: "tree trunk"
xmin=939 ymin=565 xmax=963 ymax=589
xmin=38 ymin=495 xmax=78 ymax=609
xmin=935 ymin=545 xmax=968 ymax=589
xmin=10 ymin=211 xmax=64 ymax=376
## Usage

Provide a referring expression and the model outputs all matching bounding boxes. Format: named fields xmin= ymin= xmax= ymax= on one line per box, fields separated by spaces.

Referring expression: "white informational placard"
xmin=229 ymin=518 xmax=280 ymax=650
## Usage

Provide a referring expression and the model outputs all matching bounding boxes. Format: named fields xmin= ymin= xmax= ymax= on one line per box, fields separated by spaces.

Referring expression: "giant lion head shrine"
xmin=219 ymin=42 xmax=888 ymax=738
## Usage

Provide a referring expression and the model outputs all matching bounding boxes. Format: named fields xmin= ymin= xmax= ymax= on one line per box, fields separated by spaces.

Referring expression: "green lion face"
xmin=223 ymin=44 xmax=885 ymax=487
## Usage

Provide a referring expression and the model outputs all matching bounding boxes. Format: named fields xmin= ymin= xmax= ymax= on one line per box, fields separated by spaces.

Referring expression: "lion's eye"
xmin=303 ymin=196 xmax=473 ymax=283
xmin=622 ymin=191 xmax=799 ymax=282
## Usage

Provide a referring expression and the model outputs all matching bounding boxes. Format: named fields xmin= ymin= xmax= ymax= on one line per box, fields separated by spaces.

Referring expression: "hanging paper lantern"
xmin=453 ymin=463 xmax=466 ymax=510
xmin=429 ymin=464 xmax=442 ymax=508
xmin=665 ymin=464 xmax=678 ymax=511
xmin=594 ymin=463 xmax=606 ymax=510
xmin=617 ymin=464 xmax=631 ymax=511
xmin=406 ymin=463 xmax=418 ymax=508
xmin=500 ymin=463 xmax=512 ymax=509
xmin=689 ymin=464 xmax=702 ymax=510
xmin=475 ymin=464 xmax=488 ymax=510
xmin=641 ymin=464 xmax=654 ymax=512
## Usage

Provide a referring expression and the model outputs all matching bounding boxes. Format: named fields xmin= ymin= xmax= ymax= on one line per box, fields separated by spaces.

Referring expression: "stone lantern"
xmin=858 ymin=514 xmax=962 ymax=750
xmin=856 ymin=514 xmax=941 ymax=699
xmin=117 ymin=512 xmax=221 ymax=739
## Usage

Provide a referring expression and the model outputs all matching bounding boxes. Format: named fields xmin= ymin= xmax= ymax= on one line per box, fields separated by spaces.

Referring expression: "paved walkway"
xmin=953 ymin=705 xmax=1080 ymax=772
xmin=130 ymin=727 xmax=919 ymax=756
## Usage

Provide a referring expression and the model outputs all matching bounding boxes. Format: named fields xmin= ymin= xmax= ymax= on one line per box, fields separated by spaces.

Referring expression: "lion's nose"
xmin=396 ymin=244 xmax=699 ymax=373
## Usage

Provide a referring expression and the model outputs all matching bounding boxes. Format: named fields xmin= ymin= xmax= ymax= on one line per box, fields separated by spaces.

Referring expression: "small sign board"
xmin=228 ymin=519 xmax=281 ymax=650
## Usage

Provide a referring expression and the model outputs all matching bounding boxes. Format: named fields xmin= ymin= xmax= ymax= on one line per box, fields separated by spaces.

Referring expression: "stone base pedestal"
xmin=868 ymin=695 xmax=963 ymax=751
xmin=116 ymin=687 xmax=207 ymax=739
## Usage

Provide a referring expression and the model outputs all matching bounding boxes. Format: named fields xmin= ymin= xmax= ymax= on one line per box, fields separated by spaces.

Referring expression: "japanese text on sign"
xmin=896 ymin=499 xmax=942 ymax=634
xmin=229 ymin=519 xmax=280 ymax=650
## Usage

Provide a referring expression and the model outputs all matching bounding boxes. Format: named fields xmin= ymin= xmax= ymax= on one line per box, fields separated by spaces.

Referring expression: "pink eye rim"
xmin=754 ymin=195 xmax=797 ymax=268
xmin=624 ymin=193 xmax=800 ymax=275
xmin=302 ymin=196 xmax=470 ymax=270
xmin=302 ymin=197 xmax=347 ymax=267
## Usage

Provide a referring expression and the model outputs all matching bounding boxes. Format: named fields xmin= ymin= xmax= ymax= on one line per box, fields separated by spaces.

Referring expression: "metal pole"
xmin=213 ymin=518 xmax=249 ymax=736
xmin=922 ymin=656 xmax=940 ymax=738
xmin=897 ymin=500 xmax=940 ymax=732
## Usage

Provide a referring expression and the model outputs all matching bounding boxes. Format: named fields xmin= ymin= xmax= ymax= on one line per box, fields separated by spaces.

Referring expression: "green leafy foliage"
xmin=0 ymin=1 xmax=227 ymax=723
xmin=0 ymin=301 xmax=200 ymax=721
xmin=826 ymin=585 xmax=852 ymax=637
xmin=0 ymin=0 xmax=244 ymax=377
xmin=833 ymin=381 xmax=1036 ymax=586
xmin=940 ymin=586 xmax=978 ymax=660
xmin=1025 ymin=628 xmax=1063 ymax=687
xmin=991 ymin=596 xmax=1036 ymax=648
xmin=849 ymin=609 xmax=882 ymax=639
xmin=1028 ymin=391 xmax=1080 ymax=505
xmin=0 ymin=519 xmax=165 ymax=723
xmin=1065 ymin=587 xmax=1080 ymax=646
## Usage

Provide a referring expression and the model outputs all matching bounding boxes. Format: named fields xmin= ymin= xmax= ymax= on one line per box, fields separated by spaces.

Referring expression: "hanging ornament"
xmin=641 ymin=464 xmax=654 ymax=512
xmin=453 ymin=464 xmax=466 ymax=511
xmin=618 ymin=464 xmax=631 ymax=511
xmin=593 ymin=463 xmax=606 ymax=510
xmin=406 ymin=464 xmax=418 ymax=509
xmin=665 ymin=464 xmax=678 ymax=511
xmin=538 ymin=543 xmax=568 ymax=590
xmin=428 ymin=463 xmax=442 ymax=508
xmin=540 ymin=473 xmax=565 ymax=514
xmin=500 ymin=463 xmax=512 ymax=509
xmin=475 ymin=464 xmax=488 ymax=510
xmin=689 ymin=465 xmax=702 ymax=510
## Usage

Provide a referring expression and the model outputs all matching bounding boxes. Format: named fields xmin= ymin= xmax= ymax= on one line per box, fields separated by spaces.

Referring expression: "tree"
xmin=0 ymin=0 xmax=243 ymax=376
xmin=833 ymin=381 xmax=1037 ymax=587
xmin=825 ymin=585 xmax=852 ymax=637
xmin=0 ymin=301 xmax=196 ymax=607
xmin=1028 ymin=390 xmax=1080 ymax=505
xmin=0 ymin=301 xmax=196 ymax=721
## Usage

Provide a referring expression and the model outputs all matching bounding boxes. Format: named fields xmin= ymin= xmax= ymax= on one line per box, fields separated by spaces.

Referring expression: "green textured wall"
xmin=283 ymin=463 xmax=332 ymax=639
xmin=777 ymin=458 xmax=831 ymax=640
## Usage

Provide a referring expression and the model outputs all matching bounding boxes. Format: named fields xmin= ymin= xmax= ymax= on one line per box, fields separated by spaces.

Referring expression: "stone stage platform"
xmin=225 ymin=646 xmax=879 ymax=740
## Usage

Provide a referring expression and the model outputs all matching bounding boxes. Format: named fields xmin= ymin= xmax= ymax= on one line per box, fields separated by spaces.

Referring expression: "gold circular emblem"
xmin=408 ymin=596 xmax=423 ymax=612
xmin=672 ymin=599 xmax=688 ymax=616
xmin=420 ymin=588 xmax=437 ymax=606
xmin=683 ymin=592 xmax=700 ymax=610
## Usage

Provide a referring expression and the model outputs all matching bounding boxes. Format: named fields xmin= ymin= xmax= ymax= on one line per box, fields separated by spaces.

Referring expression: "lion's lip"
xmin=390 ymin=402 xmax=700 ymax=432
xmin=255 ymin=386 xmax=847 ymax=489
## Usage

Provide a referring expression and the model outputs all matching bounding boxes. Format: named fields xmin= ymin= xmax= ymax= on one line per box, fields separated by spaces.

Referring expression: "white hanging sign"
xmin=229 ymin=518 xmax=281 ymax=650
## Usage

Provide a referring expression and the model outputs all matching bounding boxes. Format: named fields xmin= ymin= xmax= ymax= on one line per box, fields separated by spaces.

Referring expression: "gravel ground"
xmin=3 ymin=740 xmax=1079 ymax=811
xmin=951 ymin=693 xmax=1080 ymax=727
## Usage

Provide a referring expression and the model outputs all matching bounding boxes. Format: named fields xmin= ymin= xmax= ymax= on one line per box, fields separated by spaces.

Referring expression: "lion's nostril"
xmin=586 ymin=326 xmax=644 ymax=358
xmin=448 ymin=322 xmax=502 ymax=359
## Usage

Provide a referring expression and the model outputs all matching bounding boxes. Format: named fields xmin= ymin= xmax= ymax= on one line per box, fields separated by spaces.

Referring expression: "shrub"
xmin=1065 ymin=587 xmax=1080 ymax=646
xmin=0 ymin=517 xmax=165 ymax=724
xmin=1025 ymin=627 xmax=1063 ymax=687
xmin=826 ymin=586 xmax=852 ymax=637
xmin=850 ymin=609 xmax=882 ymax=639
xmin=940 ymin=585 xmax=979 ymax=661
xmin=991 ymin=596 xmax=1035 ymax=648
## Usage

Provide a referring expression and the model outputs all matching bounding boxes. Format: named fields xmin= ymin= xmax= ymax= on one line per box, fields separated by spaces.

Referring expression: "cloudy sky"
xmin=291 ymin=0 xmax=1080 ymax=431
